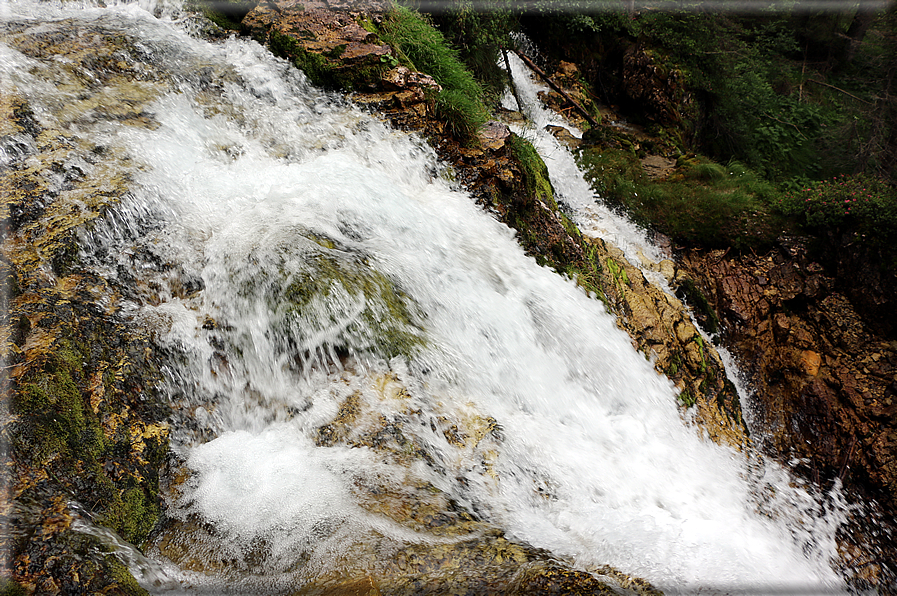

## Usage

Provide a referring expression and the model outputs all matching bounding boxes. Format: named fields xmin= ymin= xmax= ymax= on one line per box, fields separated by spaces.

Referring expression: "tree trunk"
xmin=842 ymin=0 xmax=880 ymax=65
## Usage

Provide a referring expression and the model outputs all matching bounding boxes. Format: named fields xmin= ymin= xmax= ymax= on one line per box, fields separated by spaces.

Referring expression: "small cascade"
xmin=499 ymin=50 xmax=671 ymax=289
xmin=498 ymin=46 xmax=764 ymax=427
xmin=0 ymin=2 xmax=859 ymax=593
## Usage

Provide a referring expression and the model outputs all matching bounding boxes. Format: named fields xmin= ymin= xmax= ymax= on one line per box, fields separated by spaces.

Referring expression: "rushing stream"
xmin=1 ymin=1 xmax=858 ymax=593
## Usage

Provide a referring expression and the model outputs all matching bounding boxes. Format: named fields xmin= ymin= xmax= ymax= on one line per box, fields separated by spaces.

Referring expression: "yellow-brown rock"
xmin=586 ymin=238 xmax=748 ymax=449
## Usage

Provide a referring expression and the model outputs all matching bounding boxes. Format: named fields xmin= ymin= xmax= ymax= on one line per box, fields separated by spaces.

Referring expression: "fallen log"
xmin=511 ymin=49 xmax=601 ymax=130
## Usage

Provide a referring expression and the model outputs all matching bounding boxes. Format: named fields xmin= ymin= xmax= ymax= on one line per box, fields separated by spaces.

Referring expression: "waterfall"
xmin=2 ymin=1 xmax=854 ymax=593
xmin=499 ymin=50 xmax=668 ymax=282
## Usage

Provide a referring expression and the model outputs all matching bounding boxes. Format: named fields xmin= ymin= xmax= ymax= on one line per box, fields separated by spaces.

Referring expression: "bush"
xmin=776 ymin=174 xmax=897 ymax=241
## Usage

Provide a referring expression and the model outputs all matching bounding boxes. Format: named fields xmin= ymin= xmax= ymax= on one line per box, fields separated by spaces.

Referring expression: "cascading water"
xmin=499 ymin=50 xmax=669 ymax=283
xmin=2 ymin=1 xmax=856 ymax=593
xmin=497 ymin=48 xmax=778 ymax=441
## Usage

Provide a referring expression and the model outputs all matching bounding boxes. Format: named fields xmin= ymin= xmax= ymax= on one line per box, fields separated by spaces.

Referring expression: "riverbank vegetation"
xmin=376 ymin=5 xmax=491 ymax=140
xmin=410 ymin=0 xmax=897 ymax=272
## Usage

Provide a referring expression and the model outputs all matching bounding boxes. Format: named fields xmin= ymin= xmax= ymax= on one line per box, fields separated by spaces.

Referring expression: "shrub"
xmin=777 ymin=174 xmax=897 ymax=240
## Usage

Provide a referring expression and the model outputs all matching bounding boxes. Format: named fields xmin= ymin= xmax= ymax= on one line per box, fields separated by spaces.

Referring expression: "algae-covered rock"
xmin=0 ymin=20 xmax=175 ymax=594
xmin=218 ymin=233 xmax=426 ymax=367
xmin=271 ymin=248 xmax=426 ymax=362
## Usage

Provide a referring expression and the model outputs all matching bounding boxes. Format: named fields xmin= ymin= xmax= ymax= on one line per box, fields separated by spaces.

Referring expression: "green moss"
xmin=678 ymin=390 xmax=696 ymax=408
xmin=0 ymin=579 xmax=28 ymax=596
xmin=693 ymin=335 xmax=707 ymax=372
xmin=325 ymin=44 xmax=347 ymax=59
xmin=267 ymin=30 xmax=384 ymax=91
xmin=356 ymin=15 xmax=379 ymax=35
xmin=259 ymin=241 xmax=426 ymax=362
xmin=16 ymin=343 xmax=97 ymax=466
xmin=605 ymin=257 xmax=630 ymax=289
xmin=99 ymin=486 xmax=159 ymax=546
xmin=508 ymin=134 xmax=556 ymax=208
xmin=12 ymin=332 xmax=167 ymax=546
xmin=104 ymin=555 xmax=151 ymax=596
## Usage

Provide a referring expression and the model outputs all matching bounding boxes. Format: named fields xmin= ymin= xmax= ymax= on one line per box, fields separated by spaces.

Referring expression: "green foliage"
xmin=434 ymin=89 xmax=487 ymax=140
xmin=378 ymin=5 xmax=488 ymax=141
xmin=776 ymin=173 xmax=897 ymax=242
xmin=630 ymin=12 xmax=828 ymax=179
xmin=576 ymin=147 xmax=788 ymax=249
xmin=428 ymin=0 xmax=517 ymax=98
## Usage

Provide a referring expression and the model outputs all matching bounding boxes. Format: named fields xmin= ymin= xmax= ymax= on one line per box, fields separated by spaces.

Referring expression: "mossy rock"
xmin=236 ymin=234 xmax=426 ymax=363
xmin=507 ymin=133 xmax=556 ymax=209
xmin=267 ymin=29 xmax=387 ymax=92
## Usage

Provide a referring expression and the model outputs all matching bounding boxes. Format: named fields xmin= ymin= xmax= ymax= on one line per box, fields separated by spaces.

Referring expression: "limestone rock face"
xmin=679 ymin=239 xmax=897 ymax=578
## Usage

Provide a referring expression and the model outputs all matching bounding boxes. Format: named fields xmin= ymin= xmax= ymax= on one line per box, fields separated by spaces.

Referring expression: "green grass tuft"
xmin=377 ymin=6 xmax=488 ymax=142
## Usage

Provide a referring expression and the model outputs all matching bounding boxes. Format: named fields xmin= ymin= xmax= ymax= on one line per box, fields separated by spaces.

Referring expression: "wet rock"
xmin=478 ymin=120 xmax=511 ymax=151
xmin=0 ymin=21 xmax=194 ymax=594
xmin=382 ymin=66 xmax=440 ymax=92
xmin=149 ymin=370 xmax=661 ymax=595
xmin=545 ymin=124 xmax=580 ymax=150
xmin=587 ymin=238 xmax=748 ymax=448
xmin=641 ymin=154 xmax=676 ymax=180
xmin=679 ymin=239 xmax=897 ymax=586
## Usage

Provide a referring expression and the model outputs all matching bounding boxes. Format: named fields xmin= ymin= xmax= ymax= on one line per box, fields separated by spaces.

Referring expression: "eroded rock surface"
xmin=148 ymin=370 xmax=662 ymax=595
xmin=588 ymin=239 xmax=747 ymax=447
xmin=679 ymin=239 xmax=897 ymax=583
xmin=1 ymin=20 xmax=174 ymax=595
